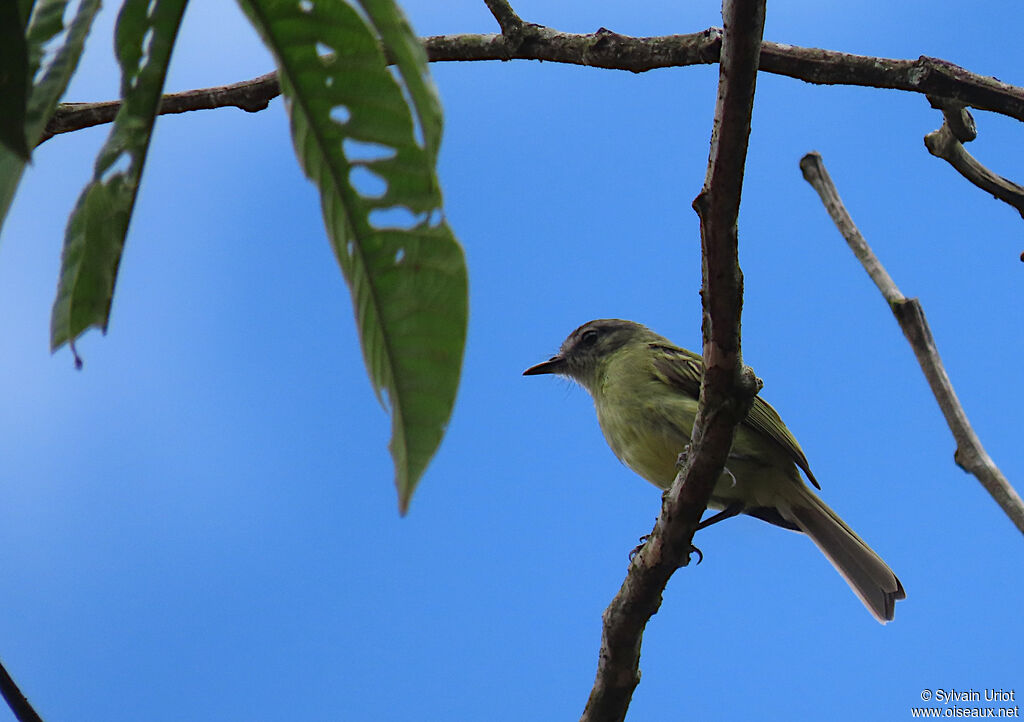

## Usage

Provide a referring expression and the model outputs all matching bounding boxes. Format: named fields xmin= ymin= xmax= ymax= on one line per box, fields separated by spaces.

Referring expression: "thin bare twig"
xmin=39 ymin=71 xmax=280 ymax=145
xmin=924 ymin=99 xmax=1024 ymax=220
xmin=800 ymin=151 xmax=1024 ymax=535
xmin=580 ymin=3 xmax=766 ymax=721
xmin=42 ymin=27 xmax=1024 ymax=142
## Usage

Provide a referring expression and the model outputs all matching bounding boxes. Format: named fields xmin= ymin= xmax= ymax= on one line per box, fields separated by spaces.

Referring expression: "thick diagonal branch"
xmin=0 ymin=658 xmax=44 ymax=722
xmin=800 ymin=151 xmax=1024 ymax=535
xmin=580 ymin=3 xmax=765 ymax=721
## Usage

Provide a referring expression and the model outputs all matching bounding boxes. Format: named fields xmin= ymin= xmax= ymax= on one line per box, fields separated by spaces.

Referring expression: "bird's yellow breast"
xmin=590 ymin=344 xmax=801 ymax=510
xmin=592 ymin=347 xmax=697 ymax=488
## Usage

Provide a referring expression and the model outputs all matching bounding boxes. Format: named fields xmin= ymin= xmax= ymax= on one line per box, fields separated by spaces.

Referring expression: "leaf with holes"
xmin=50 ymin=0 xmax=188 ymax=358
xmin=0 ymin=0 xmax=101 ymax=236
xmin=238 ymin=0 xmax=468 ymax=514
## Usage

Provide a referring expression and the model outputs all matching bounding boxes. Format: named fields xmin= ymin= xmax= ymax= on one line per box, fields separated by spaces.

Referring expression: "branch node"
xmin=737 ymin=364 xmax=762 ymax=397
xmin=923 ymin=100 xmax=1024 ymax=221
xmin=482 ymin=0 xmax=523 ymax=35
xmin=928 ymin=95 xmax=977 ymax=141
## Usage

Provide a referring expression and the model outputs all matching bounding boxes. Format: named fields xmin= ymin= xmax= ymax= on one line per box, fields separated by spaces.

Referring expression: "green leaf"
xmin=359 ymin=0 xmax=442 ymax=161
xmin=18 ymin=1 xmax=37 ymax=26
xmin=0 ymin=0 xmax=102 ymax=237
xmin=238 ymin=0 xmax=468 ymax=514
xmin=50 ymin=0 xmax=188 ymax=356
xmin=0 ymin=2 xmax=31 ymax=159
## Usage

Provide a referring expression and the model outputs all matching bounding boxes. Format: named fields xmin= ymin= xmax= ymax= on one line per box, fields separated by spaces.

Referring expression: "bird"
xmin=523 ymin=318 xmax=905 ymax=623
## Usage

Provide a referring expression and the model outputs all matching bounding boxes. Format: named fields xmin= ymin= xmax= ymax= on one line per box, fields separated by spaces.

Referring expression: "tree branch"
xmin=580 ymin=3 xmax=766 ymax=720
xmin=0 ymin=658 xmax=44 ymax=722
xmin=40 ymin=71 xmax=280 ymax=144
xmin=800 ymin=151 xmax=1024 ymax=535
xmin=482 ymin=0 xmax=523 ymax=35
xmin=42 ymin=26 xmax=1024 ymax=143
xmin=923 ymin=99 xmax=1024 ymax=220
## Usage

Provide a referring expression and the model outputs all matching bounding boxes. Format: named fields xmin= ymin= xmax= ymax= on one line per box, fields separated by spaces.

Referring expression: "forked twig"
xmin=924 ymin=98 xmax=1024 ymax=221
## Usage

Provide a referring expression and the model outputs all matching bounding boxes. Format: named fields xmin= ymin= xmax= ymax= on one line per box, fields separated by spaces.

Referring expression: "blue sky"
xmin=1 ymin=1 xmax=1021 ymax=720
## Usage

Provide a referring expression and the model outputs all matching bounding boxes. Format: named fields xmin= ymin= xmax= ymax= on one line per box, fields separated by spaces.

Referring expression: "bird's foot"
xmin=629 ymin=534 xmax=650 ymax=561
xmin=628 ymin=535 xmax=703 ymax=566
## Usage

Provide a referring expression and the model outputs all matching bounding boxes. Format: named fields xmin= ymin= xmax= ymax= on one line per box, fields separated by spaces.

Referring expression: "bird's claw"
xmin=629 ymin=534 xmax=650 ymax=561
xmin=629 ymin=535 xmax=703 ymax=566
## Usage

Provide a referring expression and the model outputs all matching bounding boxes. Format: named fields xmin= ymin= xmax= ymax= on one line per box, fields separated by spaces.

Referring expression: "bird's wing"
xmin=648 ymin=343 xmax=703 ymax=398
xmin=744 ymin=392 xmax=820 ymax=489
xmin=649 ymin=342 xmax=820 ymax=490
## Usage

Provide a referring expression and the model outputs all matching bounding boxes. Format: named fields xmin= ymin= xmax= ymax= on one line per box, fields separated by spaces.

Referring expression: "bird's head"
xmin=523 ymin=319 xmax=654 ymax=392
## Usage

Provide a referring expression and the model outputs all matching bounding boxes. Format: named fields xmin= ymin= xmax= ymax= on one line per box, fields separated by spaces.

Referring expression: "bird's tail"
xmin=781 ymin=485 xmax=905 ymax=623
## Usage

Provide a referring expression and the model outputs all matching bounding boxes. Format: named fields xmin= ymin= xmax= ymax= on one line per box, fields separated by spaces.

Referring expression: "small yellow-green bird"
xmin=524 ymin=319 xmax=905 ymax=623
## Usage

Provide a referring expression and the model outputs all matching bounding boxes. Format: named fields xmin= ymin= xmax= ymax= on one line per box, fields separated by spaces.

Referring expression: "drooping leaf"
xmin=50 ymin=0 xmax=188 ymax=356
xmin=238 ymin=0 xmax=468 ymax=514
xmin=0 ymin=0 xmax=102 ymax=236
xmin=0 ymin=2 xmax=31 ymax=159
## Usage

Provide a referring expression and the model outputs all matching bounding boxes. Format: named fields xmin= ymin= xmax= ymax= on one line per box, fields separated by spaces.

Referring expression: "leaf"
xmin=0 ymin=0 xmax=102 ymax=237
xmin=0 ymin=2 xmax=31 ymax=159
xmin=18 ymin=1 xmax=37 ymax=26
xmin=359 ymin=0 xmax=442 ymax=161
xmin=50 ymin=0 xmax=188 ymax=356
xmin=238 ymin=0 xmax=468 ymax=514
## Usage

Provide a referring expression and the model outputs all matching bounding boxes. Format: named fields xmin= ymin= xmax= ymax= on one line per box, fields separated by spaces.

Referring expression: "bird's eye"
xmin=580 ymin=329 xmax=599 ymax=348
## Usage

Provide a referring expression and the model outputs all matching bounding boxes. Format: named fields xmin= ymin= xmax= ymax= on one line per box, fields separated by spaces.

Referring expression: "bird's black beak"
xmin=523 ymin=354 xmax=567 ymax=376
